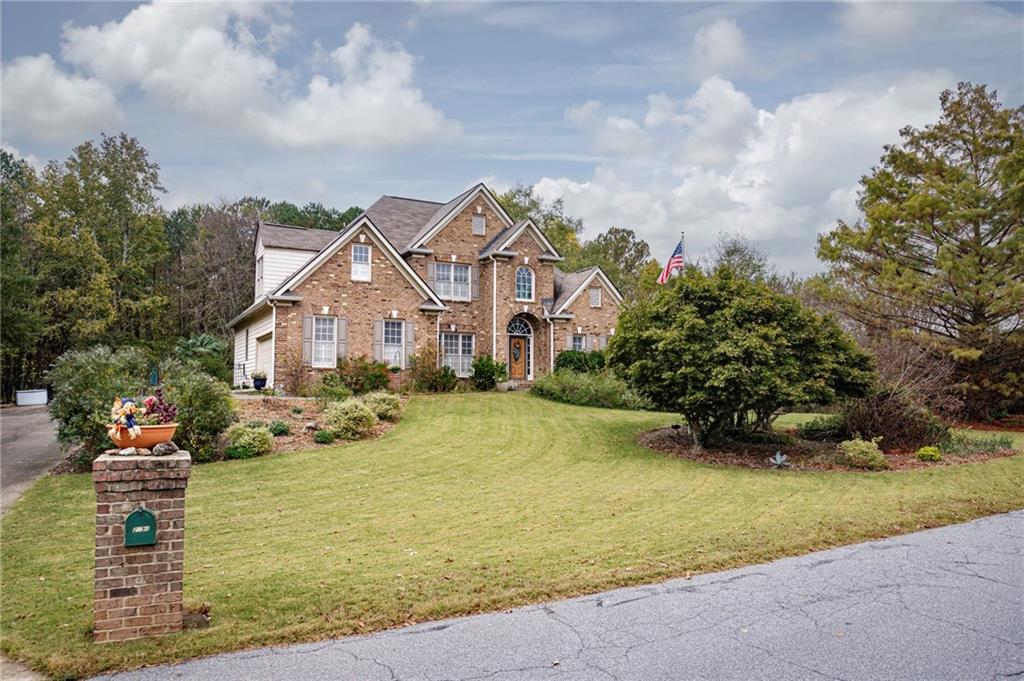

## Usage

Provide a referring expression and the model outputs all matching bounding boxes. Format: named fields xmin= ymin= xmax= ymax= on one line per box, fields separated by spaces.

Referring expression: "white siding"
xmin=254 ymin=238 xmax=316 ymax=298
xmin=232 ymin=308 xmax=274 ymax=387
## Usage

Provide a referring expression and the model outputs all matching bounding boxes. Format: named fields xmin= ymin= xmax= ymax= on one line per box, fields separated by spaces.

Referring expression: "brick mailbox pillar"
xmin=92 ymin=451 xmax=191 ymax=643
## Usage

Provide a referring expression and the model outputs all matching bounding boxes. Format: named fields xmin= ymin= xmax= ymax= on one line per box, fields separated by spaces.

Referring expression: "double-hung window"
xmin=382 ymin=320 xmax=404 ymax=368
xmin=515 ymin=267 xmax=534 ymax=301
xmin=351 ymin=244 xmax=371 ymax=281
xmin=313 ymin=316 xmax=337 ymax=368
xmin=436 ymin=262 xmax=471 ymax=301
xmin=572 ymin=335 xmax=586 ymax=352
xmin=442 ymin=333 xmax=474 ymax=377
xmin=589 ymin=287 xmax=602 ymax=307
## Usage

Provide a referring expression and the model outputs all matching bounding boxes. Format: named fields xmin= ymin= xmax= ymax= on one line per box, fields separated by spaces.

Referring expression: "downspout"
xmin=269 ymin=301 xmax=277 ymax=391
xmin=548 ymin=318 xmax=555 ymax=374
xmin=489 ymin=255 xmax=498 ymax=357
xmin=435 ymin=309 xmax=445 ymax=368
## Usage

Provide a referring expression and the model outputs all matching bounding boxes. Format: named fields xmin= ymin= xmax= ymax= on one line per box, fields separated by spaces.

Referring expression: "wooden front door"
xmin=509 ymin=337 xmax=527 ymax=380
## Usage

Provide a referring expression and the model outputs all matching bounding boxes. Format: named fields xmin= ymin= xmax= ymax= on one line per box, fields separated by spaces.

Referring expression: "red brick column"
xmin=92 ymin=451 xmax=191 ymax=643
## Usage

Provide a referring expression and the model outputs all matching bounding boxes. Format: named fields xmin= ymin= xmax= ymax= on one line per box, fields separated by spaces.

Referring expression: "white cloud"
xmin=56 ymin=4 xmax=456 ymax=150
xmin=691 ymin=18 xmax=748 ymax=79
xmin=0 ymin=143 xmax=45 ymax=171
xmin=1 ymin=54 xmax=124 ymax=142
xmin=837 ymin=2 xmax=1024 ymax=43
xmin=531 ymin=71 xmax=953 ymax=274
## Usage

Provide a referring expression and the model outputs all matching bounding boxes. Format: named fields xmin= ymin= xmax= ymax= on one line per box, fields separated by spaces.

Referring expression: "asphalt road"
xmin=0 ymin=405 xmax=63 ymax=515
xmin=92 ymin=511 xmax=1024 ymax=681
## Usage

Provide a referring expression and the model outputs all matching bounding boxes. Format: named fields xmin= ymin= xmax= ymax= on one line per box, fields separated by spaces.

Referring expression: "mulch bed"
xmin=638 ymin=426 xmax=1017 ymax=472
xmin=235 ymin=396 xmax=401 ymax=453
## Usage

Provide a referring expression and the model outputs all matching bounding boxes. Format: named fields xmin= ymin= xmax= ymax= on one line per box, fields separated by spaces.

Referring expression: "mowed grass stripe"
xmin=2 ymin=393 xmax=1022 ymax=678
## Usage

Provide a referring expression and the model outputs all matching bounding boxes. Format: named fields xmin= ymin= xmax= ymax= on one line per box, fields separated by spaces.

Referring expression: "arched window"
xmin=507 ymin=317 xmax=532 ymax=336
xmin=515 ymin=266 xmax=534 ymax=301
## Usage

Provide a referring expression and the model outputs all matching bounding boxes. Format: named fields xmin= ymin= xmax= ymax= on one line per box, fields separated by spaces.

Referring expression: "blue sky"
xmin=2 ymin=2 xmax=1022 ymax=273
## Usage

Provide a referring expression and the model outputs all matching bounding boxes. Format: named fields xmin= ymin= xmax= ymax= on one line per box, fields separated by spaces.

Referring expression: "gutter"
xmin=490 ymin=254 xmax=498 ymax=357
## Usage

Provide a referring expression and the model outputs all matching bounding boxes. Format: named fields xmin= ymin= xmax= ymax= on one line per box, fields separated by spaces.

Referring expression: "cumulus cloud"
xmin=837 ymin=1 xmax=1023 ymax=43
xmin=691 ymin=18 xmax=748 ymax=79
xmin=534 ymin=71 xmax=953 ymax=274
xmin=52 ymin=3 xmax=456 ymax=149
xmin=1 ymin=54 xmax=124 ymax=142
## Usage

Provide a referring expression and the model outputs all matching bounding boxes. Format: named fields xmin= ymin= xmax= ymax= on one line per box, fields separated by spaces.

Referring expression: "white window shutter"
xmin=372 ymin=320 xmax=383 ymax=362
xmin=404 ymin=321 xmax=415 ymax=368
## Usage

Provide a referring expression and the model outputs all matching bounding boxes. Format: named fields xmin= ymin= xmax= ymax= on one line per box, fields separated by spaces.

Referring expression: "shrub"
xmin=323 ymin=398 xmax=378 ymax=439
xmin=470 ymin=355 xmax=507 ymax=391
xmin=916 ymin=446 xmax=942 ymax=462
xmin=160 ymin=362 xmax=235 ymax=463
xmin=938 ymin=431 xmax=1014 ymax=455
xmin=362 ymin=391 xmax=401 ymax=421
xmin=291 ymin=406 xmax=304 ymax=415
xmin=337 ymin=356 xmax=390 ymax=394
xmin=797 ymin=414 xmax=846 ymax=442
xmin=268 ymin=420 xmax=290 ymax=437
xmin=175 ymin=333 xmax=231 ymax=383
xmin=840 ymin=392 xmax=949 ymax=451
xmin=314 ymin=372 xmax=354 ymax=404
xmin=48 ymin=346 xmax=151 ymax=458
xmin=532 ymin=370 xmax=652 ymax=411
xmin=313 ymin=429 xmax=336 ymax=444
xmin=410 ymin=345 xmax=458 ymax=393
xmin=554 ymin=350 xmax=605 ymax=373
xmin=837 ymin=438 xmax=889 ymax=470
xmin=224 ymin=424 xmax=273 ymax=460
xmin=246 ymin=420 xmax=265 ymax=428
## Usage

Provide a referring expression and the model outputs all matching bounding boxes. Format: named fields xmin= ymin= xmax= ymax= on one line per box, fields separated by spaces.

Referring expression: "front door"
xmin=509 ymin=337 xmax=527 ymax=380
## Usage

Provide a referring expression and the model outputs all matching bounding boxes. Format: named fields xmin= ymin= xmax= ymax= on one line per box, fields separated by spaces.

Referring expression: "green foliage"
xmin=495 ymin=184 xmax=583 ymax=262
xmin=224 ymin=424 xmax=273 ymax=460
xmin=531 ymin=370 xmax=652 ymax=411
xmin=573 ymin=227 xmax=653 ymax=298
xmin=268 ymin=420 xmax=290 ymax=437
xmin=263 ymin=200 xmax=361 ymax=231
xmin=939 ymin=431 xmax=1015 ymax=456
xmin=175 ymin=334 xmax=231 ymax=382
xmin=362 ymin=391 xmax=402 ymax=421
xmin=470 ymin=355 xmax=507 ymax=391
xmin=291 ymin=406 xmax=304 ymax=415
xmin=816 ymin=83 xmax=1024 ymax=419
xmin=837 ymin=438 xmax=890 ymax=471
xmin=323 ymin=398 xmax=378 ymax=439
xmin=796 ymin=414 xmax=846 ymax=442
xmin=554 ymin=350 xmax=605 ymax=373
xmin=246 ymin=420 xmax=265 ymax=428
xmin=314 ymin=372 xmax=354 ymax=404
xmin=313 ymin=429 xmax=336 ymax=444
xmin=47 ymin=346 xmax=150 ymax=456
xmin=160 ymin=362 xmax=235 ymax=463
xmin=609 ymin=267 xmax=874 ymax=446
xmin=337 ymin=356 xmax=390 ymax=395
xmin=916 ymin=446 xmax=942 ymax=462
xmin=410 ymin=345 xmax=458 ymax=393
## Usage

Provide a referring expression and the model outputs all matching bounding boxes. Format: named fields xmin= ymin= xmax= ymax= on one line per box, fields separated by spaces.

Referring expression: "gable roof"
xmin=551 ymin=266 xmax=623 ymax=314
xmin=258 ymin=222 xmax=339 ymax=252
xmin=479 ymin=218 xmax=561 ymax=260
xmin=406 ymin=183 xmax=515 ymax=252
xmin=365 ymin=196 xmax=444 ymax=251
xmin=271 ymin=214 xmax=446 ymax=310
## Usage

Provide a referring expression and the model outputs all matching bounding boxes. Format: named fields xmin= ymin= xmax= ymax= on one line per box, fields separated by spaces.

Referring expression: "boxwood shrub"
xmin=323 ymin=398 xmax=378 ymax=439
xmin=223 ymin=424 xmax=273 ymax=460
xmin=531 ymin=370 xmax=651 ymax=411
xmin=362 ymin=391 xmax=402 ymax=421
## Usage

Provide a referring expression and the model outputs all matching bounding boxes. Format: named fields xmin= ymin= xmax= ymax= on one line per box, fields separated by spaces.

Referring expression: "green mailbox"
xmin=124 ymin=507 xmax=157 ymax=547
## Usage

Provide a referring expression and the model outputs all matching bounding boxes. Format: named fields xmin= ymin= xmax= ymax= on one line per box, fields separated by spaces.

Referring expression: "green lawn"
xmin=3 ymin=394 xmax=1023 ymax=679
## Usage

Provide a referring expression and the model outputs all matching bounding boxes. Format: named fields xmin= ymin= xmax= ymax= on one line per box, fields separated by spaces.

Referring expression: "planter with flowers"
xmin=252 ymin=370 xmax=268 ymax=390
xmin=108 ymin=389 xmax=178 ymax=450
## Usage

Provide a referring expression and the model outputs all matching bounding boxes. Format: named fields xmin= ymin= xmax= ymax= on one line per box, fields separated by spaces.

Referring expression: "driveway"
xmin=92 ymin=511 xmax=1024 ymax=681
xmin=1 ymin=405 xmax=63 ymax=514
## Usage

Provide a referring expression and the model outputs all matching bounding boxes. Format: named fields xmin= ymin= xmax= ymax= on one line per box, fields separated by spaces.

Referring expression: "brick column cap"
xmin=93 ymin=451 xmax=192 ymax=479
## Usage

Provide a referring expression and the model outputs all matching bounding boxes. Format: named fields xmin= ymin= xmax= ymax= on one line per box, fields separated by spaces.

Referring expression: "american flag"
xmin=657 ymin=239 xmax=685 ymax=285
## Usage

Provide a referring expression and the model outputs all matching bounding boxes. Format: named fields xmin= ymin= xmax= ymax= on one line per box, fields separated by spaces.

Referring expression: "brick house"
xmin=229 ymin=183 xmax=622 ymax=391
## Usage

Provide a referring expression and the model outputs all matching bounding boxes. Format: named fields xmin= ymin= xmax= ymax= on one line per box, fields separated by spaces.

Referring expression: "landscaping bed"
xmin=639 ymin=426 xmax=1019 ymax=471
xmin=234 ymin=396 xmax=401 ymax=453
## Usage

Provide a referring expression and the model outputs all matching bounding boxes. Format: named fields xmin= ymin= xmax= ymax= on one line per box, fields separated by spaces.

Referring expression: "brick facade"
xmin=92 ymin=451 xmax=191 ymax=642
xmin=557 ymin=276 xmax=621 ymax=352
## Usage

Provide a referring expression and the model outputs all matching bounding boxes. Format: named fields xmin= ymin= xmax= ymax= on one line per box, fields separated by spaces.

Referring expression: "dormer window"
xmin=472 ymin=214 xmax=486 ymax=236
xmin=515 ymin=266 xmax=534 ymax=302
xmin=352 ymin=243 xmax=371 ymax=281
xmin=589 ymin=287 xmax=602 ymax=308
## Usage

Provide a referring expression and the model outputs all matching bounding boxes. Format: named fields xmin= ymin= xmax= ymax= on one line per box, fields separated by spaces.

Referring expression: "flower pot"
xmin=495 ymin=381 xmax=510 ymax=392
xmin=253 ymin=377 xmax=268 ymax=390
xmin=110 ymin=424 xmax=178 ymax=450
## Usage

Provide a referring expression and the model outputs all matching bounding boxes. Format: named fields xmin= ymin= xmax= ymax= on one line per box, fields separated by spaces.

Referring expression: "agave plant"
xmin=768 ymin=451 xmax=789 ymax=469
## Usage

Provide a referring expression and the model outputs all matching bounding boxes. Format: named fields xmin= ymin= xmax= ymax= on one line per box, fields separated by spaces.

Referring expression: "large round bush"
xmin=362 ymin=391 xmax=402 ymax=421
xmin=323 ymin=398 xmax=378 ymax=439
xmin=160 ymin=360 xmax=235 ymax=462
xmin=223 ymin=424 xmax=273 ymax=460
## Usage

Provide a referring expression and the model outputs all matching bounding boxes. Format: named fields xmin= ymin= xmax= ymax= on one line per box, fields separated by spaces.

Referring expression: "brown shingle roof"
xmin=365 ymin=196 xmax=444 ymax=250
xmin=259 ymin=222 xmax=339 ymax=252
xmin=552 ymin=266 xmax=600 ymax=312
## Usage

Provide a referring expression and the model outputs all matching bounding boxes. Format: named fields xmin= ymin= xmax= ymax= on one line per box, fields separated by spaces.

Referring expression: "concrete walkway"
xmin=1 ymin=405 xmax=63 ymax=514
xmin=93 ymin=511 xmax=1024 ymax=681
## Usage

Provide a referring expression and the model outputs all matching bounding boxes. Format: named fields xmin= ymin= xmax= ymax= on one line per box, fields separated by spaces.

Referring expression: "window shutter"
xmin=590 ymin=335 xmax=599 ymax=350
xmin=337 ymin=318 xmax=348 ymax=359
xmin=471 ymin=265 xmax=480 ymax=301
xmin=426 ymin=262 xmax=436 ymax=291
xmin=404 ymin=321 xmax=415 ymax=368
xmin=599 ymin=335 xmax=607 ymax=350
xmin=565 ymin=334 xmax=573 ymax=351
xmin=372 ymin=320 xmax=383 ymax=362
xmin=302 ymin=316 xmax=313 ymax=366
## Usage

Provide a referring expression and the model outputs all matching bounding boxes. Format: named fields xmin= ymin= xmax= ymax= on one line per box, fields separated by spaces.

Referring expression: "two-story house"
xmin=229 ymin=183 xmax=622 ymax=391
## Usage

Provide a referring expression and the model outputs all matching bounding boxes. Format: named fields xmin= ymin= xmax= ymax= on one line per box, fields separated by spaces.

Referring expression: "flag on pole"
xmin=657 ymin=238 xmax=685 ymax=285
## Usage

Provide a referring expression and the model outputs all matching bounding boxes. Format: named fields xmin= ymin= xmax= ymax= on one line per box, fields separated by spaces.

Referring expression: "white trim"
xmin=351 ymin=243 xmax=372 ymax=282
xmin=270 ymin=304 xmax=276 ymax=387
xmin=441 ymin=332 xmax=475 ymax=377
xmin=514 ymin=265 xmax=535 ymax=302
xmin=589 ymin=287 xmax=602 ymax=308
xmin=435 ymin=262 xmax=472 ymax=302
xmin=553 ymin=267 xmax=623 ymax=315
xmin=486 ymin=218 xmax=561 ymax=259
xmin=382 ymin=318 xmax=405 ymax=370
xmin=490 ymin=255 xmax=498 ymax=356
xmin=273 ymin=215 xmax=445 ymax=309
xmin=312 ymin=315 xmax=337 ymax=368
xmin=410 ymin=184 xmax=515 ymax=251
